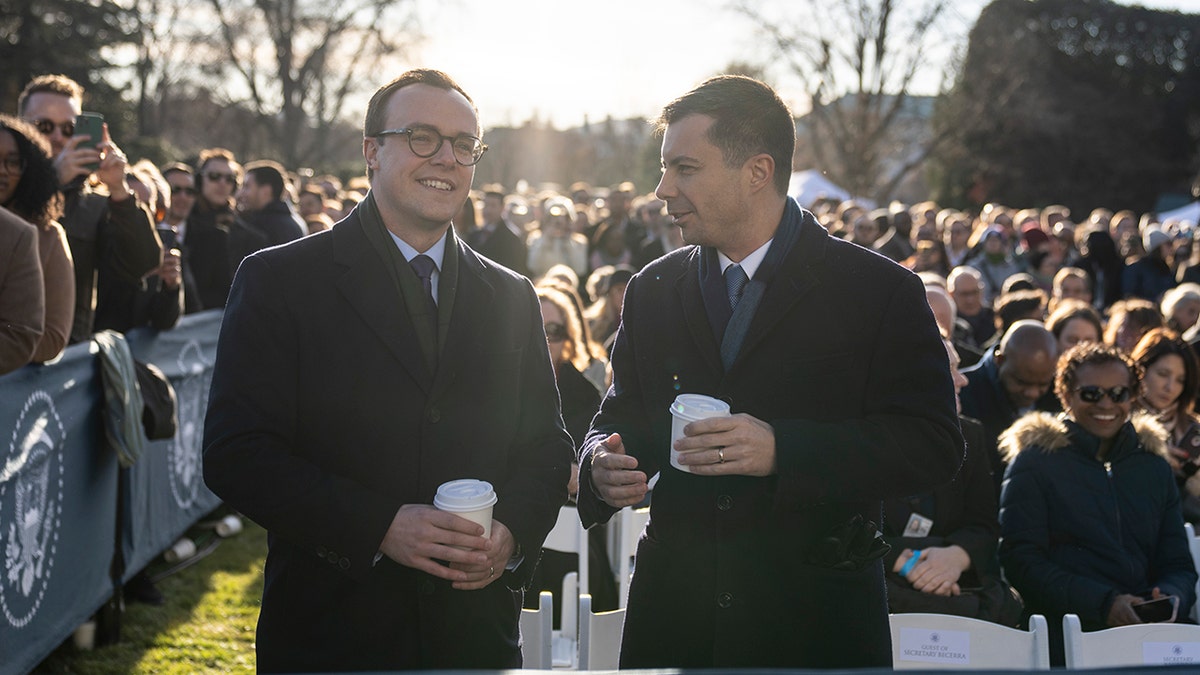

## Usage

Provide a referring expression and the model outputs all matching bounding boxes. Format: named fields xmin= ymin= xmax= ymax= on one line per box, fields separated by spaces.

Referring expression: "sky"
xmin=403 ymin=0 xmax=1199 ymax=129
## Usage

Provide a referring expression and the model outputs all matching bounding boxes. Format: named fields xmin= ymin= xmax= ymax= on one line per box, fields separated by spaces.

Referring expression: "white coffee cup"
xmin=669 ymin=394 xmax=731 ymax=472
xmin=434 ymin=479 xmax=498 ymax=539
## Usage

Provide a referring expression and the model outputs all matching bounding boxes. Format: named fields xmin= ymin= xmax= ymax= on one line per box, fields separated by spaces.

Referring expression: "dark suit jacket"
xmin=467 ymin=220 xmax=529 ymax=278
xmin=202 ymin=208 xmax=573 ymax=672
xmin=577 ymin=202 xmax=963 ymax=669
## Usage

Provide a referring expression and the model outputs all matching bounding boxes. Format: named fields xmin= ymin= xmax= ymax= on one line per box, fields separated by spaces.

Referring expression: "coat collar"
xmin=331 ymin=211 xmax=494 ymax=395
xmin=672 ymin=200 xmax=826 ymax=379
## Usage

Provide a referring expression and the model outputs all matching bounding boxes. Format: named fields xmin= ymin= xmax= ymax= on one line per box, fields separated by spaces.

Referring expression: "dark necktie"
xmin=725 ymin=263 xmax=748 ymax=310
xmin=410 ymin=254 xmax=437 ymax=307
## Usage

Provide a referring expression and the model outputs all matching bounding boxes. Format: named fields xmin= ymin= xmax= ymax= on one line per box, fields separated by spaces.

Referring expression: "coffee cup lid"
xmin=669 ymin=394 xmax=730 ymax=420
xmin=434 ymin=479 xmax=498 ymax=512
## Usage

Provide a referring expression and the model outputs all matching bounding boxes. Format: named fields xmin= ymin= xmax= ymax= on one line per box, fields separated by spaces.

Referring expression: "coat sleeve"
xmin=1149 ymin=464 xmax=1198 ymax=617
xmin=31 ymin=221 xmax=74 ymax=363
xmin=771 ymin=272 xmax=964 ymax=507
xmin=489 ymin=279 xmax=576 ymax=588
xmin=577 ymin=273 xmax=655 ymax=529
xmin=103 ymin=194 xmax=162 ymax=283
xmin=0 ymin=214 xmax=44 ymax=375
xmin=999 ymin=449 xmax=1118 ymax=625
xmin=943 ymin=420 xmax=1000 ymax=573
xmin=202 ymin=254 xmax=400 ymax=582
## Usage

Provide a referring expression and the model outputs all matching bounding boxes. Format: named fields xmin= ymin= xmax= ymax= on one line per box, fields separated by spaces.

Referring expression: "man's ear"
xmin=745 ymin=153 xmax=775 ymax=194
xmin=363 ymin=137 xmax=380 ymax=171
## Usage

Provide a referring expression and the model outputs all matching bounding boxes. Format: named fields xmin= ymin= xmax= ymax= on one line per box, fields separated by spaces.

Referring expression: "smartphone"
xmin=74 ymin=112 xmax=104 ymax=172
xmin=1133 ymin=595 xmax=1178 ymax=623
xmin=1179 ymin=423 xmax=1200 ymax=461
xmin=156 ymin=226 xmax=178 ymax=251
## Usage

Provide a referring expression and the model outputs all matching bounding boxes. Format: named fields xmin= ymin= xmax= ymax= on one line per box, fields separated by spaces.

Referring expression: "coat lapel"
xmin=676 ymin=248 xmax=724 ymax=379
xmin=332 ymin=212 xmax=434 ymax=393
xmin=727 ymin=215 xmax=827 ymax=375
xmin=430 ymin=240 xmax=495 ymax=402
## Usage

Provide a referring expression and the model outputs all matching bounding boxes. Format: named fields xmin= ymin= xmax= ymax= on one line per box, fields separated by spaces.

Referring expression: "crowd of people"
xmin=5 ymin=68 xmax=1200 ymax=669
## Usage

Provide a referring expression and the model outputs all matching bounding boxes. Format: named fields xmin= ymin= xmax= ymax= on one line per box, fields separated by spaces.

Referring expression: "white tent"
xmin=788 ymin=170 xmax=852 ymax=208
xmin=1161 ymin=201 xmax=1200 ymax=225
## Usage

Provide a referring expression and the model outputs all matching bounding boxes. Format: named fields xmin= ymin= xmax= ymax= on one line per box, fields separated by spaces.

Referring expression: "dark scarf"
xmin=357 ymin=191 xmax=459 ymax=370
xmin=700 ymin=198 xmax=804 ymax=370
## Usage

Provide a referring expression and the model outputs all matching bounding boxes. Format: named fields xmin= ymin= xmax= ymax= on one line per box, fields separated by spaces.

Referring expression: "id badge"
xmin=903 ymin=513 xmax=934 ymax=538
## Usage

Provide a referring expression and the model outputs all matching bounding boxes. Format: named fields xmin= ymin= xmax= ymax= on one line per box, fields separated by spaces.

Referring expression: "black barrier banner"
xmin=0 ymin=343 xmax=119 ymax=675
xmin=121 ymin=311 xmax=224 ymax=579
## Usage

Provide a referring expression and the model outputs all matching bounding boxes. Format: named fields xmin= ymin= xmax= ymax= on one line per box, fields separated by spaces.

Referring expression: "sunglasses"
xmin=544 ymin=322 xmax=568 ymax=343
xmin=205 ymin=171 xmax=237 ymax=185
xmin=171 ymin=185 xmax=197 ymax=196
xmin=30 ymin=118 xmax=75 ymax=137
xmin=1073 ymin=385 xmax=1132 ymax=404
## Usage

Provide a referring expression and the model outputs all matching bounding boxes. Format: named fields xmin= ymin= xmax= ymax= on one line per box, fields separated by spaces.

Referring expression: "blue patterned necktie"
xmin=410 ymin=254 xmax=436 ymax=307
xmin=725 ymin=263 xmax=748 ymax=310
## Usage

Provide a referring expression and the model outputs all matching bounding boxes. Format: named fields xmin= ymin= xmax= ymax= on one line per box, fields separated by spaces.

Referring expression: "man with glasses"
xmin=203 ymin=69 xmax=573 ymax=671
xmin=17 ymin=74 xmax=161 ymax=343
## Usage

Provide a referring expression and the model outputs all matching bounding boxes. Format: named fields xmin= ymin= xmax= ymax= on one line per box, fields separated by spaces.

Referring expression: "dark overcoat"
xmin=577 ymin=201 xmax=964 ymax=668
xmin=203 ymin=208 xmax=573 ymax=672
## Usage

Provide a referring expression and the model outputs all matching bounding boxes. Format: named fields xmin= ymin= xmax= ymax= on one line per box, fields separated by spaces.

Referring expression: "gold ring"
xmin=717 ymin=448 xmax=725 ymax=463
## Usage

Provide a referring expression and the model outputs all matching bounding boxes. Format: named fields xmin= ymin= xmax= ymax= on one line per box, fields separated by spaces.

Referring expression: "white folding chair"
xmin=577 ymin=593 xmax=625 ymax=670
xmin=889 ymin=613 xmax=1050 ymax=670
xmin=609 ymin=506 xmax=649 ymax=608
xmin=550 ymin=571 xmax=578 ymax=669
xmin=1063 ymin=613 xmax=1200 ymax=668
xmin=520 ymin=591 xmax=553 ymax=669
xmin=1185 ymin=522 xmax=1200 ymax=623
xmin=543 ymin=505 xmax=588 ymax=597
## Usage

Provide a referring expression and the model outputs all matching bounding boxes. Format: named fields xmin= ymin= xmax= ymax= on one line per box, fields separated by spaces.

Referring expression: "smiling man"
xmin=576 ymin=75 xmax=963 ymax=668
xmin=202 ymin=69 xmax=573 ymax=672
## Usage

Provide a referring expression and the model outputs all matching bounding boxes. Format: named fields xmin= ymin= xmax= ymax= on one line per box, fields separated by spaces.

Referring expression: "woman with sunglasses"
xmin=0 ymin=114 xmax=74 ymax=364
xmin=186 ymin=148 xmax=266 ymax=309
xmin=1131 ymin=328 xmax=1200 ymax=522
xmin=999 ymin=342 xmax=1196 ymax=665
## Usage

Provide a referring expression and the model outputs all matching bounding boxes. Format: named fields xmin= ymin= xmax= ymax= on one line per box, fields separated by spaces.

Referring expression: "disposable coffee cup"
xmin=434 ymin=479 xmax=498 ymax=540
xmin=164 ymin=537 xmax=196 ymax=563
xmin=72 ymin=621 xmax=97 ymax=650
xmin=215 ymin=514 xmax=243 ymax=538
xmin=669 ymin=394 xmax=731 ymax=473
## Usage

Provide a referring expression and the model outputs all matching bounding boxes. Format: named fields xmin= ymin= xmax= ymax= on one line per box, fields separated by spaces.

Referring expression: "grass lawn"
xmin=34 ymin=520 xmax=267 ymax=674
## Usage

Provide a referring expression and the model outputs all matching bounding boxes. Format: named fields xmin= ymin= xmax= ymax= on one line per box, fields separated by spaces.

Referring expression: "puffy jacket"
xmin=999 ymin=412 xmax=1196 ymax=646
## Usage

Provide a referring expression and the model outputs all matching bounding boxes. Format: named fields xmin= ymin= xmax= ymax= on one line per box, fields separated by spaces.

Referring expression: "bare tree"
xmin=195 ymin=0 xmax=419 ymax=167
xmin=732 ymin=0 xmax=957 ymax=202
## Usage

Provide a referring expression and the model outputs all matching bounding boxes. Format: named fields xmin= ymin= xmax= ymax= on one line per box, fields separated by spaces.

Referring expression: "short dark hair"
xmin=362 ymin=69 xmax=476 ymax=180
xmin=655 ymin=75 xmax=794 ymax=196
xmin=1045 ymin=300 xmax=1103 ymax=342
xmin=244 ymin=160 xmax=287 ymax=202
xmin=364 ymin=69 xmax=476 ymax=137
xmin=0 ymin=114 xmax=62 ymax=226
xmin=1055 ymin=341 xmax=1140 ymax=409
xmin=194 ymin=147 xmax=241 ymax=200
xmin=18 ymin=74 xmax=84 ymax=115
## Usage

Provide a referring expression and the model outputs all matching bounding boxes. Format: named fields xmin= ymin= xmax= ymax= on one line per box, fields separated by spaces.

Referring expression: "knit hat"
xmin=1144 ymin=226 xmax=1171 ymax=253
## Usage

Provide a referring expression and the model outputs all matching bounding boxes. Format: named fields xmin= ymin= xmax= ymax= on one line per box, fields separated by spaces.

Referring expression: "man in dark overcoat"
xmin=203 ymin=69 xmax=573 ymax=672
xmin=578 ymin=75 xmax=964 ymax=669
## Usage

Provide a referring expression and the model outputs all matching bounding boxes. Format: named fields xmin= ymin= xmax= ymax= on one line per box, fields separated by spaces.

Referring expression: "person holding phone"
xmin=999 ymin=342 xmax=1197 ymax=666
xmin=16 ymin=74 xmax=160 ymax=343
xmin=1131 ymin=328 xmax=1200 ymax=523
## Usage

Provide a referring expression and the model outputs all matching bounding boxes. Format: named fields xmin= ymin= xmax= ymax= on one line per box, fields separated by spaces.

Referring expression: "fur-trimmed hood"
xmin=998 ymin=410 xmax=1169 ymax=464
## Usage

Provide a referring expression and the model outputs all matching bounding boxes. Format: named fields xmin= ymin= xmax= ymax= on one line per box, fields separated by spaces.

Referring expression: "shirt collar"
xmin=718 ymin=238 xmax=773 ymax=280
xmin=389 ymin=228 xmax=449 ymax=271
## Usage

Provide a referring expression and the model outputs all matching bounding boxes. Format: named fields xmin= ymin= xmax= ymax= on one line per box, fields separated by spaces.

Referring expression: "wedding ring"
xmin=717 ymin=448 xmax=725 ymax=464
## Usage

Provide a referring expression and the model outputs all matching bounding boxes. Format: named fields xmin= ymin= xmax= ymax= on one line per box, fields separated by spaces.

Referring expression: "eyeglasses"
xmin=171 ymin=185 xmax=197 ymax=196
xmin=29 ymin=118 xmax=75 ymax=137
xmin=205 ymin=172 xmax=237 ymax=185
xmin=373 ymin=126 xmax=488 ymax=166
xmin=0 ymin=155 xmax=24 ymax=174
xmin=544 ymin=322 xmax=568 ymax=343
xmin=1073 ymin=385 xmax=1132 ymax=403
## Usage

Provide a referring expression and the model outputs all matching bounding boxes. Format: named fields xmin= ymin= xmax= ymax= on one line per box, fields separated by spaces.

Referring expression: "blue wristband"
xmin=899 ymin=549 xmax=923 ymax=578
